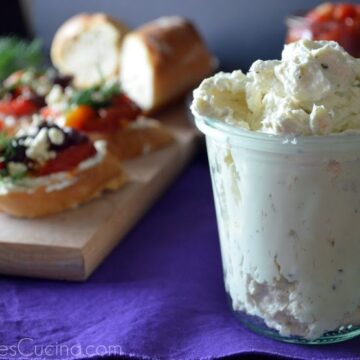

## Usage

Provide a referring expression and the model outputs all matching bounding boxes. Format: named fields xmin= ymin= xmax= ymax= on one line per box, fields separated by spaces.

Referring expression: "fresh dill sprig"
xmin=0 ymin=37 xmax=44 ymax=82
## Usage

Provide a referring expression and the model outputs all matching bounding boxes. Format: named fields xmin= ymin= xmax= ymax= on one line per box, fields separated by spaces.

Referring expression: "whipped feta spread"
xmin=191 ymin=40 xmax=360 ymax=340
xmin=192 ymin=40 xmax=360 ymax=135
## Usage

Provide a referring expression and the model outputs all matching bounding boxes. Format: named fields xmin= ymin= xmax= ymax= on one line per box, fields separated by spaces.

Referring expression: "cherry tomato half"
xmin=0 ymin=98 xmax=38 ymax=117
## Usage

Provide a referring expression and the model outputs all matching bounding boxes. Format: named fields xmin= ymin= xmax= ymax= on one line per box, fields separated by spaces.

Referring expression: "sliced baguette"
xmin=51 ymin=13 xmax=129 ymax=88
xmin=0 ymin=151 xmax=127 ymax=218
xmin=120 ymin=16 xmax=214 ymax=113
xmin=88 ymin=119 xmax=174 ymax=160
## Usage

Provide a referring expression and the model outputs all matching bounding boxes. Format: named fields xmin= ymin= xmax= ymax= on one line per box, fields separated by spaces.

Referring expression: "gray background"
xmin=28 ymin=0 xmax=357 ymax=71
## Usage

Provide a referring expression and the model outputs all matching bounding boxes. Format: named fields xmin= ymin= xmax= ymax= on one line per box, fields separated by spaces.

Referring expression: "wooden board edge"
xmin=0 ymin=243 xmax=86 ymax=281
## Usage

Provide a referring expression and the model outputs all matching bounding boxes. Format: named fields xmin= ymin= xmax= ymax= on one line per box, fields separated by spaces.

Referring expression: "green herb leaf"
xmin=0 ymin=132 xmax=16 ymax=162
xmin=70 ymin=82 xmax=121 ymax=109
xmin=0 ymin=37 xmax=44 ymax=82
xmin=0 ymin=132 xmax=28 ymax=182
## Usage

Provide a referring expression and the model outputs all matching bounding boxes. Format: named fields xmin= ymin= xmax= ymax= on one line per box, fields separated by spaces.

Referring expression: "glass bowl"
xmin=286 ymin=13 xmax=360 ymax=57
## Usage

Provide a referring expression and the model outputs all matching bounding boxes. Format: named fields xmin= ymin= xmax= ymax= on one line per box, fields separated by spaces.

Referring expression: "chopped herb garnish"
xmin=70 ymin=82 xmax=121 ymax=109
xmin=0 ymin=132 xmax=16 ymax=161
xmin=0 ymin=132 xmax=27 ymax=182
xmin=321 ymin=63 xmax=329 ymax=69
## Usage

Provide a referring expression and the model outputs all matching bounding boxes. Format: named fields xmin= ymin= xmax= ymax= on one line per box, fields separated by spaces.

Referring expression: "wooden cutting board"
xmin=0 ymin=104 xmax=199 ymax=281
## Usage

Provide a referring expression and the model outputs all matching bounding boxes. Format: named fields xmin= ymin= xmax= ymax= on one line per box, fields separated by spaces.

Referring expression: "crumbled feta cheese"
xmin=64 ymin=86 xmax=74 ymax=97
xmin=45 ymin=85 xmax=70 ymax=113
xmin=48 ymin=128 xmax=65 ymax=145
xmin=21 ymin=71 xmax=35 ymax=84
xmin=32 ymin=114 xmax=43 ymax=127
xmin=56 ymin=116 xmax=67 ymax=127
xmin=25 ymin=128 xmax=55 ymax=164
xmin=46 ymin=84 xmax=63 ymax=104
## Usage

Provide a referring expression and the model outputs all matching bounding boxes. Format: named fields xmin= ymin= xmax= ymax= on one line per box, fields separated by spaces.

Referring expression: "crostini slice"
xmin=42 ymin=81 xmax=174 ymax=161
xmin=0 ymin=117 xmax=127 ymax=218
xmin=0 ymin=69 xmax=72 ymax=135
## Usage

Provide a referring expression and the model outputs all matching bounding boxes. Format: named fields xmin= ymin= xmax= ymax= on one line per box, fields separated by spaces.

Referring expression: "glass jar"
xmin=286 ymin=14 xmax=360 ymax=58
xmin=195 ymin=115 xmax=360 ymax=344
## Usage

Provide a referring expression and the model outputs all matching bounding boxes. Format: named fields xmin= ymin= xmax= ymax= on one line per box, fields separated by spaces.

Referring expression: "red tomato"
xmin=316 ymin=27 xmax=343 ymax=41
xmin=357 ymin=5 xmax=360 ymax=17
xmin=0 ymin=98 xmax=38 ymax=117
xmin=36 ymin=142 xmax=97 ymax=176
xmin=112 ymin=94 xmax=142 ymax=120
xmin=40 ymin=107 xmax=60 ymax=119
xmin=65 ymin=105 xmax=98 ymax=131
xmin=82 ymin=108 xmax=119 ymax=132
xmin=333 ymin=3 xmax=357 ymax=20
xmin=297 ymin=2 xmax=360 ymax=57
xmin=307 ymin=3 xmax=334 ymax=22
xmin=64 ymin=95 xmax=141 ymax=133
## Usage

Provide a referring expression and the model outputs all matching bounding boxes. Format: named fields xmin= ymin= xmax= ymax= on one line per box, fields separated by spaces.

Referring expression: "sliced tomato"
xmin=0 ymin=98 xmax=38 ymax=117
xmin=112 ymin=94 xmax=142 ymax=120
xmin=36 ymin=142 xmax=97 ymax=176
xmin=333 ymin=3 xmax=357 ymax=21
xmin=64 ymin=94 xmax=141 ymax=133
xmin=81 ymin=109 xmax=119 ymax=132
xmin=65 ymin=105 xmax=98 ymax=131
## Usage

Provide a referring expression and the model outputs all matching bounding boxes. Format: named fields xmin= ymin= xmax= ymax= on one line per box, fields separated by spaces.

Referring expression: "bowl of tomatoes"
xmin=286 ymin=2 xmax=360 ymax=57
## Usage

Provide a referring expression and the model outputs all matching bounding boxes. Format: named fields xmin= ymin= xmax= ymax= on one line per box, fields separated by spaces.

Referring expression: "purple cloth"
xmin=1 ymin=154 xmax=360 ymax=360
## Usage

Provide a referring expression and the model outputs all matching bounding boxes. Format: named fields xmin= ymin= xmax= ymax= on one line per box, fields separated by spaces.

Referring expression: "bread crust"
xmin=121 ymin=16 xmax=214 ymax=113
xmin=0 ymin=152 xmax=127 ymax=218
xmin=88 ymin=123 xmax=174 ymax=160
xmin=51 ymin=13 xmax=129 ymax=88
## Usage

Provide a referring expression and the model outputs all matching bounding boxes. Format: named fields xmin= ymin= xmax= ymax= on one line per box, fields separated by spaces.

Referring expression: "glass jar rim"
xmin=195 ymin=115 xmax=360 ymax=153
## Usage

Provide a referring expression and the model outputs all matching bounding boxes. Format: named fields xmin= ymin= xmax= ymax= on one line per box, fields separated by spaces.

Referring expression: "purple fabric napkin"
xmin=1 ymin=154 xmax=360 ymax=360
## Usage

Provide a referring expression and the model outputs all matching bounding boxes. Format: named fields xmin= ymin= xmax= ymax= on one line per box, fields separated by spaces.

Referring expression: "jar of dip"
xmin=191 ymin=39 xmax=360 ymax=344
xmin=195 ymin=115 xmax=360 ymax=344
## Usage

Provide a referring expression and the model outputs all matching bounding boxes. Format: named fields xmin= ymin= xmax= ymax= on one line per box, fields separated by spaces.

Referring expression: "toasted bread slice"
xmin=0 ymin=149 xmax=127 ymax=218
xmin=89 ymin=119 xmax=174 ymax=160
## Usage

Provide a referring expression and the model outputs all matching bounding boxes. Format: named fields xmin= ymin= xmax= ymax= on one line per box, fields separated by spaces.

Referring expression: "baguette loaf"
xmin=51 ymin=13 xmax=129 ymax=88
xmin=120 ymin=16 xmax=214 ymax=113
